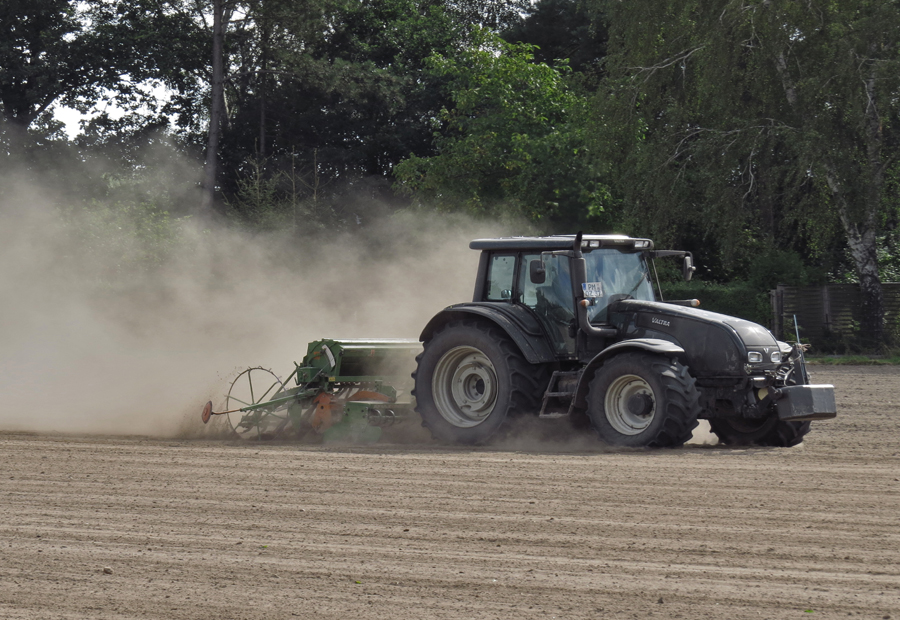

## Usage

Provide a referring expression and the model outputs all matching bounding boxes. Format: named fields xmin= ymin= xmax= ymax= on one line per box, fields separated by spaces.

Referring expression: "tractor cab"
xmin=470 ymin=235 xmax=664 ymax=357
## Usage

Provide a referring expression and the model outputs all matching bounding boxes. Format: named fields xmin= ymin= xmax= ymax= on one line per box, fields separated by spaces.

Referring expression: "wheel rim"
xmin=431 ymin=346 xmax=498 ymax=428
xmin=604 ymin=374 xmax=656 ymax=435
xmin=225 ymin=368 xmax=288 ymax=439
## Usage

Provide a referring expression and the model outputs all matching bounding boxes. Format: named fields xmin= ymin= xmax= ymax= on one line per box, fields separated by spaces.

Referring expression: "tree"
xmin=0 ymin=1 xmax=205 ymax=149
xmin=394 ymin=28 xmax=609 ymax=228
xmin=448 ymin=0 xmax=528 ymax=31
xmin=194 ymin=0 xmax=475 ymax=224
xmin=502 ymin=0 xmax=608 ymax=75
xmin=199 ymin=0 xmax=232 ymax=216
xmin=594 ymin=0 xmax=900 ymax=346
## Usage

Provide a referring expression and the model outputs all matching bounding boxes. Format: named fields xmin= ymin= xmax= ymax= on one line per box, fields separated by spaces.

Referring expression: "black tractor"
xmin=413 ymin=234 xmax=836 ymax=447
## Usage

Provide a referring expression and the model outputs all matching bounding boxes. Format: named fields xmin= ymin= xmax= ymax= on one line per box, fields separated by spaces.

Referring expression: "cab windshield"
xmin=515 ymin=248 xmax=655 ymax=357
xmin=583 ymin=249 xmax=655 ymax=323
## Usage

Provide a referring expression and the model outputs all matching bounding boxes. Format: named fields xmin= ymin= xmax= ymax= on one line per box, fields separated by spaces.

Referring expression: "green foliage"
xmin=591 ymin=0 xmax=900 ymax=340
xmin=30 ymin=137 xmax=201 ymax=288
xmin=502 ymin=0 xmax=608 ymax=75
xmin=829 ymin=233 xmax=900 ymax=284
xmin=880 ymin=235 xmax=900 ymax=283
xmin=449 ymin=0 xmax=529 ymax=31
xmin=209 ymin=0 xmax=474 ymax=224
xmin=808 ymin=354 xmax=900 ymax=366
xmin=814 ymin=324 xmax=864 ymax=356
xmin=9 ymin=0 xmax=896 ymax=319
xmin=659 ymin=280 xmax=770 ymax=327
xmin=0 ymin=1 xmax=206 ymax=143
xmin=394 ymin=28 xmax=610 ymax=228
xmin=743 ymin=248 xmax=822 ymax=290
xmin=62 ymin=200 xmax=188 ymax=288
xmin=592 ymin=3 xmax=888 ymax=248
xmin=225 ymin=155 xmax=340 ymax=232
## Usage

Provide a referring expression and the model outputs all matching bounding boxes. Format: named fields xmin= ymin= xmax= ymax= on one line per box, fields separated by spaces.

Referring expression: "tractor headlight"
xmin=770 ymin=350 xmax=783 ymax=363
xmin=747 ymin=351 xmax=763 ymax=363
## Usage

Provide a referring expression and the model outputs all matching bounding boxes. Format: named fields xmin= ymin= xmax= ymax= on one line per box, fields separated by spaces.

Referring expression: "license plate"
xmin=582 ymin=282 xmax=604 ymax=298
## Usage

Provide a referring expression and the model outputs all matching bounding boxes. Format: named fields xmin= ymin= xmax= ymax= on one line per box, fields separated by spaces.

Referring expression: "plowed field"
xmin=1 ymin=366 xmax=898 ymax=620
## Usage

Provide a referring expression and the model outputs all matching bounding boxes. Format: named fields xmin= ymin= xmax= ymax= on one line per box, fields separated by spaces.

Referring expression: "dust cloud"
xmin=0 ymin=174 xmax=517 ymax=438
xmin=0 ymin=171 xmax=717 ymax=447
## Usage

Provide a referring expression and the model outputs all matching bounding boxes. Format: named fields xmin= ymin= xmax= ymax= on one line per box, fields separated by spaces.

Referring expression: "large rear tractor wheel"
xmin=413 ymin=321 xmax=543 ymax=444
xmin=586 ymin=353 xmax=700 ymax=448
xmin=709 ymin=418 xmax=811 ymax=447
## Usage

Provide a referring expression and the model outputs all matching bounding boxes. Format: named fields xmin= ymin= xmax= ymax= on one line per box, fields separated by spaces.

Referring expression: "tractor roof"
xmin=469 ymin=235 xmax=654 ymax=251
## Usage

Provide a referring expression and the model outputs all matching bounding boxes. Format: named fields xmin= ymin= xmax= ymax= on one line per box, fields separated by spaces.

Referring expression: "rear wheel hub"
xmin=627 ymin=393 xmax=654 ymax=417
xmin=432 ymin=346 xmax=499 ymax=428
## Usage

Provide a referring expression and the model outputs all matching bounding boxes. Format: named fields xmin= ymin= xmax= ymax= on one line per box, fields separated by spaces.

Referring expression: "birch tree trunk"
xmin=773 ymin=43 xmax=886 ymax=346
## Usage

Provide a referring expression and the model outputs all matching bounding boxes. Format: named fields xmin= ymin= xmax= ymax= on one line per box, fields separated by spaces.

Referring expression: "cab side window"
xmin=485 ymin=254 xmax=516 ymax=300
xmin=519 ymin=253 xmax=575 ymax=355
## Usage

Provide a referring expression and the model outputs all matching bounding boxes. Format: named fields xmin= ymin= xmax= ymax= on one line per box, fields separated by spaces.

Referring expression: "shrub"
xmin=658 ymin=280 xmax=771 ymax=327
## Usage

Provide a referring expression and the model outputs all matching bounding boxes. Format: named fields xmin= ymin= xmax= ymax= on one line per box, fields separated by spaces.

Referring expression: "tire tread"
xmin=413 ymin=320 xmax=546 ymax=444
xmin=586 ymin=352 xmax=700 ymax=448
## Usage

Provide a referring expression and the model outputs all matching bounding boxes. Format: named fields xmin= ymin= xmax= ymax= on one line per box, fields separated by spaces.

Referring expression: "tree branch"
xmin=628 ymin=46 xmax=706 ymax=83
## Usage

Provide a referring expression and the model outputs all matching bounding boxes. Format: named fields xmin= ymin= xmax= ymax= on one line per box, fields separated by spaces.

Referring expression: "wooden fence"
xmin=769 ymin=283 xmax=900 ymax=346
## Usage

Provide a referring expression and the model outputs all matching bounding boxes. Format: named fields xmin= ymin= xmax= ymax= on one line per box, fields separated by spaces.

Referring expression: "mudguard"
xmin=419 ymin=303 xmax=558 ymax=364
xmin=571 ymin=338 xmax=686 ymax=410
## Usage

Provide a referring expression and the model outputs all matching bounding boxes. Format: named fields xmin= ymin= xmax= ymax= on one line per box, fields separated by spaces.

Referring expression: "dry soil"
xmin=1 ymin=366 xmax=898 ymax=620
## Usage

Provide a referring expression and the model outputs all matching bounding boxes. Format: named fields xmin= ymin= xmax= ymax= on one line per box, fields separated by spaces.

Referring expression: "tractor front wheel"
xmin=413 ymin=321 xmax=542 ymax=444
xmin=586 ymin=353 xmax=700 ymax=448
xmin=709 ymin=418 xmax=811 ymax=447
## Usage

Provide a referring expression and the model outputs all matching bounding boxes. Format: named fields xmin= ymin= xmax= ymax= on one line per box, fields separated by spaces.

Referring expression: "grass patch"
xmin=806 ymin=355 xmax=900 ymax=365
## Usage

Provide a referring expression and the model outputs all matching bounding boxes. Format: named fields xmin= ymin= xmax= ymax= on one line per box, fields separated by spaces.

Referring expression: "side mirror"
xmin=529 ymin=260 xmax=546 ymax=284
xmin=683 ymin=254 xmax=696 ymax=282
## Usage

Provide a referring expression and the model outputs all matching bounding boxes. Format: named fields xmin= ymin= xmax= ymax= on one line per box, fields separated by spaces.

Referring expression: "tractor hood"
xmin=609 ymin=299 xmax=780 ymax=377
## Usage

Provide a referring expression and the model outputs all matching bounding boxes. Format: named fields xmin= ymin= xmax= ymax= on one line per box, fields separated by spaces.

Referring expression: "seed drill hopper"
xmin=202 ymin=338 xmax=420 ymax=442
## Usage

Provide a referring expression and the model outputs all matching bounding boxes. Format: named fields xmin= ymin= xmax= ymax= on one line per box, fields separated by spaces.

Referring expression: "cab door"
xmin=517 ymin=253 xmax=576 ymax=357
